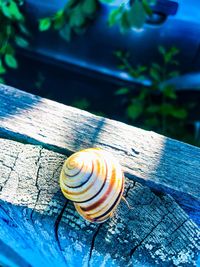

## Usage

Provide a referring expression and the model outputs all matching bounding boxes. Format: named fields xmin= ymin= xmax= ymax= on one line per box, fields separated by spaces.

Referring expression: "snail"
xmin=60 ymin=148 xmax=127 ymax=223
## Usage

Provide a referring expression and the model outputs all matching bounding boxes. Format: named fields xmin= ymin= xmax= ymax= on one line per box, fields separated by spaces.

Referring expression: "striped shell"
xmin=60 ymin=148 xmax=124 ymax=223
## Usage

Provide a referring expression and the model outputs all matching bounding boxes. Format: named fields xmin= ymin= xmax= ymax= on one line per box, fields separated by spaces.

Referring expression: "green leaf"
xmin=138 ymin=89 xmax=148 ymax=100
xmin=137 ymin=65 xmax=147 ymax=72
xmin=113 ymin=50 xmax=123 ymax=58
xmin=19 ymin=23 xmax=30 ymax=36
xmin=6 ymin=25 xmax=12 ymax=35
xmin=0 ymin=77 xmax=5 ymax=84
xmin=15 ymin=36 xmax=29 ymax=47
xmin=66 ymin=0 xmax=78 ymax=8
xmin=92 ymin=111 xmax=106 ymax=117
xmin=159 ymin=103 xmax=174 ymax=116
xmin=171 ymin=60 xmax=179 ymax=66
xmin=142 ymin=0 xmax=153 ymax=16
xmin=168 ymin=71 xmax=179 ymax=78
xmin=127 ymin=0 xmax=147 ymax=29
xmin=146 ymin=105 xmax=160 ymax=113
xmin=119 ymin=11 xmax=130 ymax=32
xmin=164 ymin=47 xmax=179 ymax=64
xmin=162 ymin=85 xmax=177 ymax=99
xmin=53 ymin=10 xmax=65 ymax=30
xmin=151 ymin=62 xmax=160 ymax=71
xmin=117 ymin=64 xmax=126 ymax=70
xmin=10 ymin=1 xmax=24 ymax=20
xmin=82 ymin=0 xmax=97 ymax=16
xmin=39 ymin=18 xmax=51 ymax=31
xmin=150 ymin=67 xmax=160 ymax=82
xmin=72 ymin=98 xmax=90 ymax=110
xmin=5 ymin=54 xmax=18 ymax=68
xmin=59 ymin=24 xmax=71 ymax=42
xmin=127 ymin=102 xmax=143 ymax=120
xmin=69 ymin=5 xmax=85 ymax=27
xmin=170 ymin=107 xmax=187 ymax=119
xmin=73 ymin=27 xmax=86 ymax=35
xmin=108 ymin=6 xmax=123 ymax=27
xmin=169 ymin=46 xmax=179 ymax=56
xmin=2 ymin=1 xmax=24 ymax=21
xmin=99 ymin=0 xmax=115 ymax=3
xmin=2 ymin=3 xmax=11 ymax=18
xmin=4 ymin=44 xmax=15 ymax=55
xmin=144 ymin=117 xmax=159 ymax=127
xmin=158 ymin=46 xmax=165 ymax=55
xmin=158 ymin=103 xmax=187 ymax=119
xmin=115 ymin=87 xmax=129 ymax=95
xmin=0 ymin=60 xmax=6 ymax=74
xmin=35 ymin=72 xmax=45 ymax=90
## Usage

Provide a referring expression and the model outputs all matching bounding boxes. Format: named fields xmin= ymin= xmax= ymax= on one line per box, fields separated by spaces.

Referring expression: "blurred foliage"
xmin=39 ymin=0 xmax=156 ymax=41
xmin=34 ymin=72 xmax=45 ymax=90
xmin=71 ymin=98 xmax=107 ymax=117
xmin=114 ymin=46 xmax=197 ymax=144
xmin=0 ymin=0 xmax=29 ymax=82
xmin=71 ymin=98 xmax=90 ymax=110
xmin=39 ymin=0 xmax=99 ymax=42
xmin=108 ymin=0 xmax=156 ymax=32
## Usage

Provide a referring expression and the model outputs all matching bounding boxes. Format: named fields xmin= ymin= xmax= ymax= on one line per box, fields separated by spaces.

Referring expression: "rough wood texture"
xmin=0 ymin=84 xmax=200 ymax=225
xmin=0 ymin=139 xmax=200 ymax=267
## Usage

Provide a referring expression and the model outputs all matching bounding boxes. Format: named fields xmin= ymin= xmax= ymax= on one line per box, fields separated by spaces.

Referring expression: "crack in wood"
xmin=29 ymin=148 xmax=43 ymax=222
xmin=52 ymin=163 xmax=63 ymax=182
xmin=30 ymin=189 xmax=41 ymax=222
xmin=0 ymin=151 xmax=20 ymax=191
xmin=54 ymin=200 xmax=69 ymax=252
xmin=88 ymin=224 xmax=103 ymax=267
xmin=131 ymin=148 xmax=140 ymax=155
xmin=123 ymin=181 xmax=135 ymax=199
xmin=165 ymin=219 xmax=189 ymax=247
xmin=35 ymin=148 xmax=42 ymax=189
xmin=129 ymin=210 xmax=171 ymax=258
xmin=35 ymin=147 xmax=42 ymax=167
xmin=97 ymin=143 xmax=134 ymax=157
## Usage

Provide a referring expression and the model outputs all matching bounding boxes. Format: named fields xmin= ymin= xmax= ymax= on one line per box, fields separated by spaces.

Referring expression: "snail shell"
xmin=60 ymin=148 xmax=124 ymax=223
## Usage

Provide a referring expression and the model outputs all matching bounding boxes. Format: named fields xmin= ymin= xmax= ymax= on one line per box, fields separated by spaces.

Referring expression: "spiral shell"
xmin=60 ymin=148 xmax=124 ymax=223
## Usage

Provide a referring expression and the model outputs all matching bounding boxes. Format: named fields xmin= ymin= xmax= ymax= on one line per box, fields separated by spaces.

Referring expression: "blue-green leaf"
xmin=108 ymin=6 xmax=123 ymax=27
xmin=127 ymin=102 xmax=143 ymax=120
xmin=15 ymin=36 xmax=29 ymax=48
xmin=115 ymin=88 xmax=129 ymax=95
xmin=127 ymin=0 xmax=147 ymax=29
xmin=39 ymin=18 xmax=51 ymax=31
xmin=69 ymin=5 xmax=85 ymax=27
xmin=59 ymin=24 xmax=71 ymax=42
xmin=82 ymin=0 xmax=97 ymax=16
xmin=5 ymin=54 xmax=18 ymax=69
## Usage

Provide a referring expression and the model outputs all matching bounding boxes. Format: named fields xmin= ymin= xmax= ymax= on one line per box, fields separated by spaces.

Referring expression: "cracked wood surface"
xmin=0 ymin=85 xmax=200 ymax=226
xmin=0 ymin=139 xmax=200 ymax=267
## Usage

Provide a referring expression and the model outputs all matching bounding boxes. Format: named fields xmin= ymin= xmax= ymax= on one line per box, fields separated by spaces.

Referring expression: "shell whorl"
xmin=60 ymin=148 xmax=124 ymax=223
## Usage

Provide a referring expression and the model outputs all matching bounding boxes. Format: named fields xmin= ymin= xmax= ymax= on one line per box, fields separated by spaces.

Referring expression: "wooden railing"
xmin=0 ymin=84 xmax=199 ymax=267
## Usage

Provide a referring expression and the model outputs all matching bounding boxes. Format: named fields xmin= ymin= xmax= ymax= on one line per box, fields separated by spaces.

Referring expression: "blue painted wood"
xmin=0 ymin=139 xmax=199 ymax=267
xmin=0 ymin=84 xmax=200 ymax=225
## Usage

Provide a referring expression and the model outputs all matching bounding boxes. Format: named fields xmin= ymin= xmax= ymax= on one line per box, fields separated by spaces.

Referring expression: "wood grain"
xmin=0 ymin=84 xmax=200 ymax=225
xmin=0 ymin=139 xmax=199 ymax=267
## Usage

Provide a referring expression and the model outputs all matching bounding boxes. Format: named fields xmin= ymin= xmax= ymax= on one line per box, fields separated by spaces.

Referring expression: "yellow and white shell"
xmin=60 ymin=148 xmax=124 ymax=223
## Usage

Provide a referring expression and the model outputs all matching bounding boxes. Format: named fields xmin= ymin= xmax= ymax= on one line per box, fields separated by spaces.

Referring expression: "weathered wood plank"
xmin=0 ymin=139 xmax=199 ymax=267
xmin=0 ymin=84 xmax=200 ymax=225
